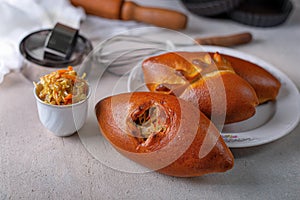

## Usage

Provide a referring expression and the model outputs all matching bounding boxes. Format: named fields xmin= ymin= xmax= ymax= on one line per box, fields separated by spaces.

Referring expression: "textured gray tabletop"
xmin=1 ymin=0 xmax=300 ymax=199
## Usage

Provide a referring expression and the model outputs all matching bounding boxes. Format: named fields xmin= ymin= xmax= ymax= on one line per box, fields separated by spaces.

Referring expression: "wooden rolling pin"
xmin=71 ymin=0 xmax=188 ymax=30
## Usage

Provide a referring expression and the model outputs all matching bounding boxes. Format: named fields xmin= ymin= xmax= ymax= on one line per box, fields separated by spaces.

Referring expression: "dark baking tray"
xmin=181 ymin=0 xmax=244 ymax=16
xmin=228 ymin=0 xmax=293 ymax=27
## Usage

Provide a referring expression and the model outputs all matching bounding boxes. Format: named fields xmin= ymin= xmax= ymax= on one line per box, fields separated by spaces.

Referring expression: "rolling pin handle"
xmin=121 ymin=1 xmax=188 ymax=30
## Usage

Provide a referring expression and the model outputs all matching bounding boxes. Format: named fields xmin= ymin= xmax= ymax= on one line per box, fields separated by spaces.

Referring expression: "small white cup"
xmin=33 ymin=85 xmax=91 ymax=137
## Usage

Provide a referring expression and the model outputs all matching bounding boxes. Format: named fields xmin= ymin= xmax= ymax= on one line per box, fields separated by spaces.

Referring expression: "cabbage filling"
xmin=133 ymin=106 xmax=166 ymax=141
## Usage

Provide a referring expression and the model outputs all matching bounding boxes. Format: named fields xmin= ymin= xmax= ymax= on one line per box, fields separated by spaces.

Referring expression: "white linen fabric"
xmin=0 ymin=0 xmax=86 ymax=83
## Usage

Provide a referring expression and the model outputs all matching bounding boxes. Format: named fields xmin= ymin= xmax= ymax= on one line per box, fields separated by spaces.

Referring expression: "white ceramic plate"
xmin=127 ymin=46 xmax=300 ymax=148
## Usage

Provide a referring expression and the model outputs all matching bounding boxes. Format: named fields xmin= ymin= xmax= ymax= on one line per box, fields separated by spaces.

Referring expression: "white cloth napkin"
xmin=0 ymin=0 xmax=86 ymax=83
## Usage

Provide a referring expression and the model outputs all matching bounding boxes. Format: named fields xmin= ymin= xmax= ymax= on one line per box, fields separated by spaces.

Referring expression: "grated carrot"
xmin=34 ymin=66 xmax=88 ymax=105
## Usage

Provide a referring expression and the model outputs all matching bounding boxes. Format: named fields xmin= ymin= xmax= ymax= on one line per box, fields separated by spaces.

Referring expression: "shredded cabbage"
xmin=34 ymin=66 xmax=88 ymax=105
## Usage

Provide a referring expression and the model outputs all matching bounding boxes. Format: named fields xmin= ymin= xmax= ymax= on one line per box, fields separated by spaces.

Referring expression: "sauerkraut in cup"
xmin=34 ymin=66 xmax=88 ymax=105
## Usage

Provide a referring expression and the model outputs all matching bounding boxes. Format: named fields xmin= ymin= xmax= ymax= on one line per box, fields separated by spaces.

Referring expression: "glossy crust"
xmin=218 ymin=54 xmax=281 ymax=104
xmin=180 ymin=71 xmax=259 ymax=124
xmin=142 ymin=52 xmax=259 ymax=124
xmin=95 ymin=92 xmax=234 ymax=177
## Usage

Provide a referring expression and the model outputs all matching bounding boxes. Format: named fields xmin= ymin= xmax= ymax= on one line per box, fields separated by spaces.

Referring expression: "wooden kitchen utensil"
xmin=71 ymin=0 xmax=188 ymax=30
xmin=195 ymin=32 xmax=252 ymax=47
